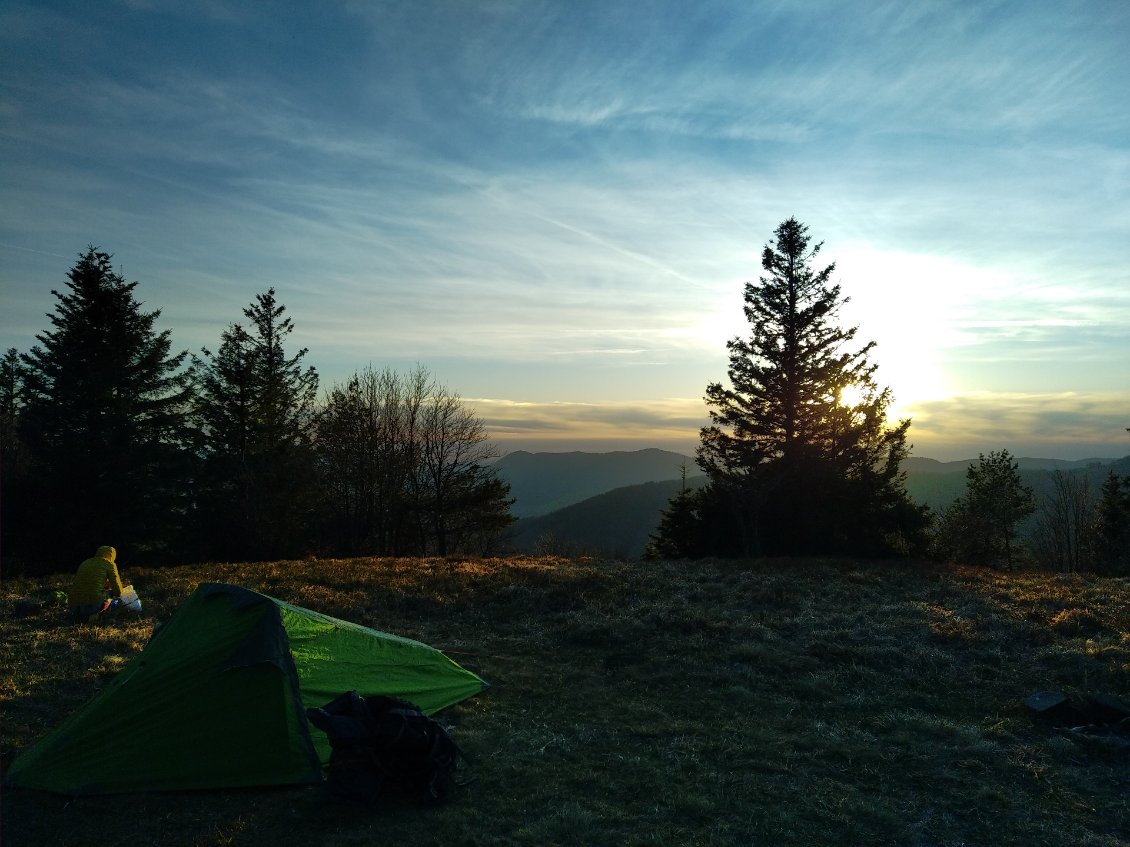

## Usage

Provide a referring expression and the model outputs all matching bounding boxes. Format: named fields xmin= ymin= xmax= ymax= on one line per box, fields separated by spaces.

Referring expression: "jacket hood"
xmin=96 ymin=546 xmax=116 ymax=564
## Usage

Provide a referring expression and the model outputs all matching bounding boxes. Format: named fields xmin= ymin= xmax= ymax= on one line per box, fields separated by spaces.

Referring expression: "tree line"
xmin=931 ymin=449 xmax=1130 ymax=574
xmin=646 ymin=218 xmax=1130 ymax=574
xmin=1 ymin=248 xmax=514 ymax=574
xmin=4 ymin=231 xmax=1127 ymax=576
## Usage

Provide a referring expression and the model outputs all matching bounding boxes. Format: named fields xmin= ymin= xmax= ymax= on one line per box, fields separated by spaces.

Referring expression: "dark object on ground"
xmin=1088 ymin=693 xmax=1130 ymax=727
xmin=12 ymin=591 xmax=67 ymax=617
xmin=13 ymin=600 xmax=44 ymax=617
xmin=1025 ymin=690 xmax=1130 ymax=729
xmin=306 ymin=691 xmax=466 ymax=807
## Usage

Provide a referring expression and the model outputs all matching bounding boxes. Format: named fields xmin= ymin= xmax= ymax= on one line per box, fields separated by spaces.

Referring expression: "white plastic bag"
xmin=118 ymin=585 xmax=142 ymax=613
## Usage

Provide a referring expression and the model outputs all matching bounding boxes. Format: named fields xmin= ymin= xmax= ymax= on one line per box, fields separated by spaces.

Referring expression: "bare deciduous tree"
xmin=1031 ymin=470 xmax=1093 ymax=573
xmin=317 ymin=365 xmax=513 ymax=556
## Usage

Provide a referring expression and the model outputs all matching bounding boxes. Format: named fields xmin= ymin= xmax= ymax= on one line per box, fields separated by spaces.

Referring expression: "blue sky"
xmin=2 ymin=0 xmax=1128 ymax=460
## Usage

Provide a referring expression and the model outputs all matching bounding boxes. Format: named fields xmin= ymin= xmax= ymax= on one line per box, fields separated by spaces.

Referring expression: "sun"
xmin=839 ymin=383 xmax=867 ymax=407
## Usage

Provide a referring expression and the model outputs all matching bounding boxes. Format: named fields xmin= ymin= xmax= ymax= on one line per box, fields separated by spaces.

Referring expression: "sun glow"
xmin=838 ymin=384 xmax=867 ymax=407
xmin=834 ymin=246 xmax=996 ymax=415
xmin=685 ymin=248 xmax=1025 ymax=433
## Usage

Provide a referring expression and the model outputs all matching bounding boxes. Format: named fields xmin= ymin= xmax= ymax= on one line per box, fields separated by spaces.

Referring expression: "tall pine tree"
xmin=664 ymin=217 xmax=926 ymax=557
xmin=192 ymin=289 xmax=319 ymax=560
xmin=17 ymin=248 xmax=194 ymax=569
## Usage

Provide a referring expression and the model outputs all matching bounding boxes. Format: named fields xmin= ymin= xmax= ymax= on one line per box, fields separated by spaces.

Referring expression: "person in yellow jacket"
xmin=68 ymin=545 xmax=124 ymax=623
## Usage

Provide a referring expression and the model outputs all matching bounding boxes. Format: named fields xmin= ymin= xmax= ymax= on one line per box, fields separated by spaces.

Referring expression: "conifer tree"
xmin=16 ymin=248 xmax=193 ymax=567
xmin=192 ymin=289 xmax=318 ymax=559
xmin=1090 ymin=470 xmax=1130 ymax=575
xmin=645 ymin=487 xmax=704 ymax=560
xmin=646 ymin=463 xmax=707 ymax=559
xmin=1 ymin=348 xmax=35 ymax=566
xmin=936 ymin=449 xmax=1035 ymax=568
xmin=0 ymin=348 xmax=28 ymax=476
xmin=661 ymin=217 xmax=926 ymax=557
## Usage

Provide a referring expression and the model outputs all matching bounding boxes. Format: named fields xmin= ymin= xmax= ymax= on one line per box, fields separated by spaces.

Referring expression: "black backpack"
xmin=306 ymin=691 xmax=465 ymax=806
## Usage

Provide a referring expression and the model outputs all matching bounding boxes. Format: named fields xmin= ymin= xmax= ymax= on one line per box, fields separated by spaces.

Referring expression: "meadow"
xmin=2 ymin=555 xmax=1128 ymax=846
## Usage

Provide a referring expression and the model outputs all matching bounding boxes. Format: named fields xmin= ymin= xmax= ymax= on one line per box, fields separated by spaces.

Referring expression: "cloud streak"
xmin=470 ymin=397 xmax=708 ymax=455
xmin=904 ymin=391 xmax=1130 ymax=460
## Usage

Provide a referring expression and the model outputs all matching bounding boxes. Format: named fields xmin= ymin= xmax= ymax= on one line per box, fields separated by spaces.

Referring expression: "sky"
xmin=2 ymin=0 xmax=1128 ymax=461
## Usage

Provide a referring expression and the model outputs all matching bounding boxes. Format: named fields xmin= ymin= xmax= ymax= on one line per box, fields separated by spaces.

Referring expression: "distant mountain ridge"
xmin=902 ymin=456 xmax=1121 ymax=474
xmin=903 ymin=454 xmax=1130 ymax=517
xmin=493 ymin=448 xmax=693 ymax=518
xmin=498 ymin=449 xmax=1130 ymax=559
xmin=505 ymin=476 xmax=707 ymax=559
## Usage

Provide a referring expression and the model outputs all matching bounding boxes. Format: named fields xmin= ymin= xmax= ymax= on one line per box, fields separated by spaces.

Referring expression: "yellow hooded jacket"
xmin=69 ymin=546 xmax=124 ymax=606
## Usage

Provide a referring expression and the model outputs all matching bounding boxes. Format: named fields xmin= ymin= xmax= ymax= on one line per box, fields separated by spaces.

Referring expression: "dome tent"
xmin=4 ymin=583 xmax=487 ymax=795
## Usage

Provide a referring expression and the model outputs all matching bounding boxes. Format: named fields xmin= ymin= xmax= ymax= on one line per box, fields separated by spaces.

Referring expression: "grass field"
xmin=2 ymin=555 xmax=1128 ymax=846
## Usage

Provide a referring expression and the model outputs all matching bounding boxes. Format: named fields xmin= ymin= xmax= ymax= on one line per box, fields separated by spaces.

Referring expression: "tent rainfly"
xmin=4 ymin=582 xmax=487 ymax=795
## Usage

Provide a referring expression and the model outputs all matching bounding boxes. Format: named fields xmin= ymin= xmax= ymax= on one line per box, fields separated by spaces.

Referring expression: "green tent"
xmin=4 ymin=583 xmax=487 ymax=795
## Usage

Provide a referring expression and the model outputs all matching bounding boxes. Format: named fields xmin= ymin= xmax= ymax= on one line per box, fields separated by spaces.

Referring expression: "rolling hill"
xmin=498 ymin=450 xmax=1130 ymax=559
xmin=504 ymin=476 xmax=708 ymax=558
xmin=493 ymin=448 xmax=693 ymax=517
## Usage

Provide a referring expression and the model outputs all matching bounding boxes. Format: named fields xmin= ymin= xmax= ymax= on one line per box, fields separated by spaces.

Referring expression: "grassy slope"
xmin=2 ymin=556 xmax=1128 ymax=847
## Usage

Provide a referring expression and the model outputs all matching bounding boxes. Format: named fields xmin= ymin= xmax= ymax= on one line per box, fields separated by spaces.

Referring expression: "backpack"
xmin=306 ymin=691 xmax=465 ymax=806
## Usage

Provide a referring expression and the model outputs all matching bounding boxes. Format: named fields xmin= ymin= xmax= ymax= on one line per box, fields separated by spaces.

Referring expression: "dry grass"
xmin=2 ymin=556 xmax=1128 ymax=847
